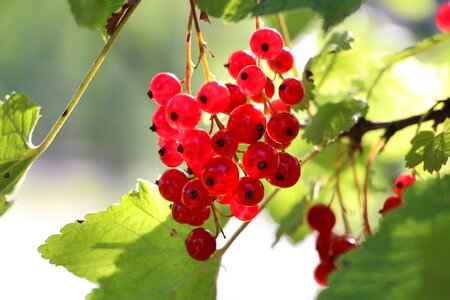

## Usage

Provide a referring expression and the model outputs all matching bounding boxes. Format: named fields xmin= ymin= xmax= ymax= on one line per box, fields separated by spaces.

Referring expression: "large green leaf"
xmin=0 ymin=93 xmax=40 ymax=201
xmin=195 ymin=0 xmax=255 ymax=23
xmin=68 ymin=0 xmax=125 ymax=29
xmin=319 ymin=175 xmax=450 ymax=300
xmin=39 ymin=180 xmax=224 ymax=299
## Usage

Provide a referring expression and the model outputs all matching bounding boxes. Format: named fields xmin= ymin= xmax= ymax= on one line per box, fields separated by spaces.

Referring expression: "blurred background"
xmin=0 ymin=0 xmax=449 ymax=299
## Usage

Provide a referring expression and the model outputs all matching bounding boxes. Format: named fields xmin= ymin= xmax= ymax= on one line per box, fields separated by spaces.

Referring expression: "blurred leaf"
xmin=39 ymin=180 xmax=223 ymax=299
xmin=319 ymin=175 xmax=450 ymax=300
xmin=302 ymin=99 xmax=368 ymax=145
xmin=0 ymin=196 xmax=12 ymax=216
xmin=405 ymin=119 xmax=450 ymax=173
xmin=195 ymin=0 xmax=255 ymax=22
xmin=264 ymin=10 xmax=317 ymax=41
xmin=0 ymin=93 xmax=40 ymax=199
xmin=252 ymin=0 xmax=364 ymax=31
xmin=273 ymin=201 xmax=311 ymax=246
xmin=68 ymin=0 xmax=125 ymax=30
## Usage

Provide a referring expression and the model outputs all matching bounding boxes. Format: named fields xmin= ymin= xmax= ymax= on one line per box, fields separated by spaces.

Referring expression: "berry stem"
xmin=211 ymin=203 xmax=226 ymax=238
xmin=350 ymin=151 xmax=363 ymax=217
xmin=37 ymin=0 xmax=141 ymax=154
xmin=185 ymin=12 xmax=194 ymax=94
xmin=213 ymin=203 xmax=233 ymax=218
xmin=188 ymin=0 xmax=213 ymax=82
xmin=335 ymin=142 xmax=352 ymax=234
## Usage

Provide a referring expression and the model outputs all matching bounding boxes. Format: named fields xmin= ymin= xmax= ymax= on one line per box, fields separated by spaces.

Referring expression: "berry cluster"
xmin=307 ymin=204 xmax=359 ymax=286
xmin=380 ymin=173 xmax=415 ymax=215
xmin=149 ymin=27 xmax=304 ymax=261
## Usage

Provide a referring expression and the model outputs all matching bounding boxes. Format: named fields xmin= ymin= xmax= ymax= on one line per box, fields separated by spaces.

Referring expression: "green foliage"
xmin=68 ymin=0 xmax=125 ymax=29
xmin=264 ymin=10 xmax=316 ymax=41
xmin=319 ymin=175 xmax=450 ymax=300
xmin=405 ymin=119 xmax=450 ymax=173
xmin=0 ymin=196 xmax=12 ymax=216
xmin=302 ymin=99 xmax=368 ymax=145
xmin=0 ymin=93 xmax=40 ymax=199
xmin=195 ymin=0 xmax=255 ymax=22
xmin=39 ymin=180 xmax=223 ymax=299
xmin=272 ymin=201 xmax=311 ymax=246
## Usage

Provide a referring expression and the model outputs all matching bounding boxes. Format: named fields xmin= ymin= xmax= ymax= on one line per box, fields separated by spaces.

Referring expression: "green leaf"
xmin=39 ymin=180 xmax=223 ymax=299
xmin=195 ymin=0 xmax=256 ymax=23
xmin=318 ymin=175 xmax=450 ymax=300
xmin=253 ymin=0 xmax=364 ymax=31
xmin=0 ymin=196 xmax=12 ymax=216
xmin=264 ymin=10 xmax=316 ymax=41
xmin=302 ymin=99 xmax=368 ymax=145
xmin=405 ymin=119 xmax=450 ymax=173
xmin=272 ymin=201 xmax=311 ymax=246
xmin=0 ymin=92 xmax=40 ymax=198
xmin=68 ymin=0 xmax=125 ymax=30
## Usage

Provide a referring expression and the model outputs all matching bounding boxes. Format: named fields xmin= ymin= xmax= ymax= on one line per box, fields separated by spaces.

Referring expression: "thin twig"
xmin=335 ymin=141 xmax=352 ymax=234
xmin=185 ymin=12 xmax=194 ymax=94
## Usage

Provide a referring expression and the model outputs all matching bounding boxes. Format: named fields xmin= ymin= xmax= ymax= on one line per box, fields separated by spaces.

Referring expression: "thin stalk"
xmin=350 ymin=151 xmax=363 ymax=215
xmin=335 ymin=142 xmax=351 ymax=234
xmin=185 ymin=12 xmax=194 ymax=94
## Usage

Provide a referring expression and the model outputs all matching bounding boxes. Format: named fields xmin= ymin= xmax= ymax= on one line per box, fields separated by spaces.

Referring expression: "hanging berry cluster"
xmin=380 ymin=173 xmax=415 ymax=215
xmin=148 ymin=26 xmax=304 ymax=261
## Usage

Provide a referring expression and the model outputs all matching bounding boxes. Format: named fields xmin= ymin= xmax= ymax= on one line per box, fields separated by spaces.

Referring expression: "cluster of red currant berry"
xmin=307 ymin=204 xmax=359 ymax=286
xmin=380 ymin=173 xmax=415 ymax=215
xmin=148 ymin=27 xmax=304 ymax=261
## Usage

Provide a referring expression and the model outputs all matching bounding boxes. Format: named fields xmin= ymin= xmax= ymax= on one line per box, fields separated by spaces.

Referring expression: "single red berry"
xmin=216 ymin=193 xmax=234 ymax=205
xmin=149 ymin=72 xmax=182 ymax=106
xmin=316 ymin=232 xmax=337 ymax=261
xmin=151 ymin=107 xmax=183 ymax=140
xmin=242 ymin=141 xmax=279 ymax=179
xmin=186 ymin=151 xmax=215 ymax=179
xmin=307 ymin=204 xmax=336 ymax=233
xmin=227 ymin=104 xmax=266 ymax=144
xmin=171 ymin=201 xmax=194 ymax=224
xmin=201 ymin=156 xmax=240 ymax=195
xmin=182 ymin=179 xmax=214 ymax=211
xmin=381 ymin=195 xmax=403 ymax=216
xmin=266 ymin=111 xmax=300 ymax=144
xmin=249 ymin=28 xmax=284 ymax=60
xmin=158 ymin=139 xmax=184 ymax=167
xmin=266 ymin=152 xmax=301 ymax=188
xmin=268 ymin=47 xmax=294 ymax=74
xmin=237 ymin=65 xmax=267 ymax=96
xmin=211 ymin=129 xmax=239 ymax=157
xmin=185 ymin=228 xmax=216 ymax=261
xmin=158 ymin=169 xmax=189 ymax=202
xmin=225 ymin=50 xmax=257 ymax=79
xmin=165 ymin=93 xmax=201 ymax=130
xmin=279 ymin=78 xmax=305 ymax=105
xmin=436 ymin=2 xmax=450 ymax=32
xmin=230 ymin=200 xmax=259 ymax=221
xmin=197 ymin=80 xmax=231 ymax=114
xmin=330 ymin=235 xmax=359 ymax=259
xmin=268 ymin=99 xmax=290 ymax=114
xmin=394 ymin=173 xmax=415 ymax=197
xmin=233 ymin=176 xmax=265 ymax=206
xmin=188 ymin=207 xmax=211 ymax=226
xmin=314 ymin=261 xmax=337 ymax=286
xmin=249 ymin=76 xmax=275 ymax=103
xmin=178 ymin=128 xmax=213 ymax=164
xmin=264 ymin=132 xmax=291 ymax=150
xmin=224 ymin=83 xmax=247 ymax=114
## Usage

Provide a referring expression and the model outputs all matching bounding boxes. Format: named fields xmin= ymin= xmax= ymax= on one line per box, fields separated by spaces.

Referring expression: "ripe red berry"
xmin=181 ymin=179 xmax=213 ymax=211
xmin=393 ymin=173 xmax=415 ymax=197
xmin=242 ymin=141 xmax=279 ymax=178
xmin=230 ymin=200 xmax=259 ymax=221
xmin=149 ymin=72 xmax=182 ymax=106
xmin=268 ymin=47 xmax=294 ymax=74
xmin=237 ymin=65 xmax=267 ymax=96
xmin=178 ymin=128 xmax=213 ymax=164
xmin=165 ymin=93 xmax=201 ymax=130
xmin=151 ymin=107 xmax=182 ymax=140
xmin=233 ymin=176 xmax=265 ymax=206
xmin=381 ymin=195 xmax=403 ymax=215
xmin=201 ymin=156 xmax=239 ymax=195
xmin=268 ymin=99 xmax=290 ymax=114
xmin=436 ymin=2 xmax=450 ymax=32
xmin=216 ymin=193 xmax=234 ymax=205
xmin=185 ymin=228 xmax=216 ymax=261
xmin=249 ymin=76 xmax=275 ymax=103
xmin=197 ymin=80 xmax=230 ymax=114
xmin=307 ymin=204 xmax=336 ymax=233
xmin=279 ymin=78 xmax=305 ymax=105
xmin=225 ymin=50 xmax=257 ymax=79
xmin=266 ymin=111 xmax=300 ymax=144
xmin=171 ymin=201 xmax=194 ymax=224
xmin=211 ymin=129 xmax=239 ymax=157
xmin=158 ymin=168 xmax=189 ymax=202
xmin=314 ymin=261 xmax=337 ymax=286
xmin=188 ymin=207 xmax=211 ymax=226
xmin=266 ymin=152 xmax=301 ymax=188
xmin=249 ymin=28 xmax=284 ymax=60
xmin=227 ymin=104 xmax=266 ymax=144
xmin=158 ymin=139 xmax=184 ymax=167
xmin=316 ymin=232 xmax=337 ymax=261
xmin=224 ymin=83 xmax=247 ymax=114
xmin=330 ymin=235 xmax=359 ymax=259
xmin=264 ymin=132 xmax=291 ymax=150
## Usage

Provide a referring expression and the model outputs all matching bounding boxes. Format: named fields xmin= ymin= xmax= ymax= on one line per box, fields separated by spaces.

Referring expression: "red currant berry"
xmin=186 ymin=151 xmax=215 ymax=179
xmin=266 ymin=152 xmax=301 ymax=188
xmin=165 ymin=93 xmax=201 ymax=130
xmin=185 ymin=228 xmax=216 ymax=261
xmin=237 ymin=65 xmax=267 ymax=96
xmin=182 ymin=179 xmax=213 ymax=211
xmin=249 ymin=76 xmax=275 ymax=103
xmin=264 ymin=132 xmax=291 ymax=150
xmin=307 ymin=204 xmax=336 ymax=233
xmin=279 ymin=78 xmax=305 ymax=105
xmin=266 ymin=111 xmax=300 ymax=144
xmin=330 ymin=235 xmax=359 ymax=259
xmin=316 ymin=232 xmax=337 ymax=261
xmin=394 ymin=173 xmax=415 ymax=197
xmin=268 ymin=47 xmax=294 ymax=74
xmin=149 ymin=72 xmax=182 ymax=106
xmin=436 ymin=2 xmax=450 ymax=32
xmin=314 ymin=261 xmax=337 ymax=286
xmin=249 ymin=28 xmax=284 ymax=60
xmin=233 ymin=176 xmax=265 ymax=206
xmin=230 ymin=200 xmax=259 ymax=222
xmin=158 ymin=139 xmax=184 ymax=167
xmin=201 ymin=156 xmax=239 ymax=195
xmin=158 ymin=169 xmax=189 ymax=202
xmin=197 ymin=80 xmax=231 ymax=114
xmin=225 ymin=50 xmax=257 ymax=79
xmin=151 ymin=107 xmax=182 ymax=140
xmin=381 ymin=195 xmax=403 ymax=216
xmin=178 ymin=128 xmax=213 ymax=164
xmin=217 ymin=193 xmax=234 ymax=205
xmin=188 ymin=207 xmax=211 ymax=226
xmin=242 ymin=141 xmax=279 ymax=179
xmin=171 ymin=201 xmax=194 ymax=224
xmin=211 ymin=129 xmax=239 ymax=157
xmin=268 ymin=99 xmax=290 ymax=114
xmin=224 ymin=83 xmax=247 ymax=114
xmin=227 ymin=104 xmax=266 ymax=144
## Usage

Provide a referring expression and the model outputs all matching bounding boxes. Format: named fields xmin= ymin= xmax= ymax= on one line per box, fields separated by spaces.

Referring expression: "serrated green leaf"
xmin=405 ymin=120 xmax=450 ymax=173
xmin=302 ymin=99 xmax=368 ymax=145
xmin=253 ymin=0 xmax=364 ymax=31
xmin=68 ymin=0 xmax=125 ymax=30
xmin=39 ymin=180 xmax=224 ymax=299
xmin=0 ymin=93 xmax=40 ymax=199
xmin=195 ymin=0 xmax=255 ymax=22
xmin=318 ymin=176 xmax=450 ymax=300
xmin=273 ymin=201 xmax=311 ymax=246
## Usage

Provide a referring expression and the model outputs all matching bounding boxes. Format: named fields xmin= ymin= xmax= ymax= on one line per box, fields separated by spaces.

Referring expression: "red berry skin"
xmin=307 ymin=204 xmax=336 ymax=233
xmin=237 ymin=65 xmax=267 ymax=96
xmin=268 ymin=99 xmax=291 ymax=114
xmin=250 ymin=28 xmax=284 ymax=60
xmin=158 ymin=169 xmax=189 ymax=202
xmin=266 ymin=111 xmax=300 ymax=144
xmin=197 ymin=80 xmax=231 ymax=114
xmin=330 ymin=235 xmax=359 ymax=259
xmin=149 ymin=72 xmax=182 ymax=106
xmin=151 ymin=107 xmax=183 ymax=140
xmin=242 ymin=141 xmax=280 ymax=179
xmin=268 ymin=47 xmax=294 ymax=74
xmin=185 ymin=228 xmax=216 ymax=261
xmin=178 ymin=128 xmax=213 ymax=164
xmin=266 ymin=152 xmax=301 ymax=188
xmin=158 ymin=139 xmax=184 ymax=167
xmin=227 ymin=104 xmax=266 ymax=144
xmin=249 ymin=76 xmax=275 ymax=103
xmin=230 ymin=200 xmax=259 ymax=221
xmin=211 ymin=129 xmax=239 ymax=157
xmin=226 ymin=50 xmax=257 ymax=79
xmin=234 ymin=176 xmax=265 ymax=206
xmin=224 ymin=83 xmax=247 ymax=114
xmin=201 ymin=156 xmax=240 ymax=196
xmin=216 ymin=193 xmax=234 ymax=205
xmin=171 ymin=201 xmax=194 ymax=224
xmin=436 ymin=2 xmax=450 ymax=32
xmin=165 ymin=93 xmax=201 ymax=130
xmin=279 ymin=78 xmax=305 ymax=105
xmin=381 ymin=195 xmax=403 ymax=216
xmin=314 ymin=261 xmax=337 ymax=286
xmin=264 ymin=132 xmax=291 ymax=151
xmin=188 ymin=207 xmax=211 ymax=226
xmin=316 ymin=232 xmax=337 ymax=261
xmin=182 ymin=179 xmax=214 ymax=211
xmin=394 ymin=173 xmax=415 ymax=197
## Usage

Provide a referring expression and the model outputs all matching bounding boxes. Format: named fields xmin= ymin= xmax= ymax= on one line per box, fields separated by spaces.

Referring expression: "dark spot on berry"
xmin=261 ymin=43 xmax=269 ymax=52
xmin=245 ymin=191 xmax=254 ymax=199
xmin=257 ymin=123 xmax=265 ymax=133
xmin=224 ymin=63 xmax=230 ymax=69
xmin=257 ymin=161 xmax=267 ymax=170
xmin=205 ymin=178 xmax=214 ymax=187
xmin=275 ymin=173 xmax=284 ymax=182
xmin=177 ymin=144 xmax=184 ymax=153
xmin=169 ymin=203 xmax=173 ymax=209
xmin=158 ymin=147 xmax=166 ymax=156
xmin=286 ymin=128 xmax=294 ymax=136
xmin=155 ymin=180 xmax=160 ymax=185
xmin=3 ymin=172 xmax=10 ymax=179
xmin=396 ymin=182 xmax=403 ymax=189
xmin=187 ymin=167 xmax=194 ymax=175
xmin=170 ymin=112 xmax=179 ymax=120
xmin=215 ymin=138 xmax=225 ymax=147
xmin=189 ymin=190 xmax=198 ymax=199
xmin=149 ymin=124 xmax=157 ymax=132
xmin=147 ymin=90 xmax=153 ymax=99
xmin=240 ymin=72 xmax=249 ymax=80
xmin=279 ymin=84 xmax=286 ymax=91
xmin=199 ymin=95 xmax=207 ymax=104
